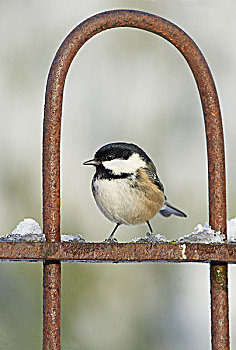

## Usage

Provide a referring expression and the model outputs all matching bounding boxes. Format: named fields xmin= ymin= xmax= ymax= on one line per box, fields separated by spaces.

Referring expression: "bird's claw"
xmin=146 ymin=232 xmax=167 ymax=244
xmin=104 ymin=237 xmax=118 ymax=243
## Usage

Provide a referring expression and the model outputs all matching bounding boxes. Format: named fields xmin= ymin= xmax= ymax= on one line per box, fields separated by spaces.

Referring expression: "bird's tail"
xmin=159 ymin=202 xmax=187 ymax=218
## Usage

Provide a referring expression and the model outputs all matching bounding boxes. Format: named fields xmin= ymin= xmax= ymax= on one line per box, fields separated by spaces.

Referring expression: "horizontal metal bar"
xmin=0 ymin=242 xmax=235 ymax=263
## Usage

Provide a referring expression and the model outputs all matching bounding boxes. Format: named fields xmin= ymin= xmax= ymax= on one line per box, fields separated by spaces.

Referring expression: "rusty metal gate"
xmin=0 ymin=10 xmax=231 ymax=350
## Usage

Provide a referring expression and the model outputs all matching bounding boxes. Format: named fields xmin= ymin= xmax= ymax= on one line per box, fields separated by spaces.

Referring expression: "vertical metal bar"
xmin=43 ymin=86 xmax=61 ymax=348
xmin=210 ymin=263 xmax=229 ymax=350
xmin=42 ymin=128 xmax=61 ymax=348
xmin=42 ymin=9 xmax=228 ymax=349
xmin=42 ymin=11 xmax=62 ymax=347
xmin=43 ymin=261 xmax=61 ymax=349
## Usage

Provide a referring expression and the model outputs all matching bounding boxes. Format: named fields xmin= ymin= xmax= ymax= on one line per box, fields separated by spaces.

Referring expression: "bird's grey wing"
xmin=145 ymin=165 xmax=186 ymax=218
xmin=159 ymin=202 xmax=187 ymax=218
xmin=145 ymin=167 xmax=165 ymax=193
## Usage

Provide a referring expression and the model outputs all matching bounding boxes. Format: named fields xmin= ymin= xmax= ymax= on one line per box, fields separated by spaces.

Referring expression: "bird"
xmin=83 ymin=142 xmax=187 ymax=241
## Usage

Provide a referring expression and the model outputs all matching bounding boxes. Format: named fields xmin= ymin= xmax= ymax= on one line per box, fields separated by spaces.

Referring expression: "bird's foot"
xmin=145 ymin=232 xmax=167 ymax=244
xmin=104 ymin=237 xmax=118 ymax=243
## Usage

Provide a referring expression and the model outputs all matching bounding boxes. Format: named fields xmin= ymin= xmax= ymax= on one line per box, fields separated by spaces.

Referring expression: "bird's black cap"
xmin=94 ymin=142 xmax=153 ymax=164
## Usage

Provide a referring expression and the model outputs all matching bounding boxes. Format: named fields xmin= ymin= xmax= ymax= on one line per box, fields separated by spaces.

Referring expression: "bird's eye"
xmin=107 ymin=155 xmax=113 ymax=161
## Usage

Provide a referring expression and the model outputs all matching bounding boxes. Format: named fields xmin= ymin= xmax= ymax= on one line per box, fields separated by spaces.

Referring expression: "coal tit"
xmin=83 ymin=142 xmax=187 ymax=241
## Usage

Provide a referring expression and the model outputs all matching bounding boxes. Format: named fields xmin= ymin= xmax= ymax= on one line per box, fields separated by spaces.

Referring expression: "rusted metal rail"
xmin=0 ymin=8 xmax=228 ymax=350
xmin=0 ymin=242 xmax=235 ymax=263
xmin=43 ymin=10 xmax=227 ymax=348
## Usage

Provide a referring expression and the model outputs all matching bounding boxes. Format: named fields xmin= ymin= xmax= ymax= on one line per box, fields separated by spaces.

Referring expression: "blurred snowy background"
xmin=0 ymin=0 xmax=236 ymax=349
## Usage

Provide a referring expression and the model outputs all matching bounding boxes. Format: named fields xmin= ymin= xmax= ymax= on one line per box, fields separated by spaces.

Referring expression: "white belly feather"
xmin=92 ymin=177 xmax=163 ymax=225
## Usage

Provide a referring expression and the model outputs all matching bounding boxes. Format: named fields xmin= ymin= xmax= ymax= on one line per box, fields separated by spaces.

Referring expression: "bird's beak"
xmin=83 ymin=159 xmax=99 ymax=166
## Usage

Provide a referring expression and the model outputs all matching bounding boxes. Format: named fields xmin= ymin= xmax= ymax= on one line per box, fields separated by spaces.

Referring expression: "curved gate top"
xmin=42 ymin=10 xmax=228 ymax=350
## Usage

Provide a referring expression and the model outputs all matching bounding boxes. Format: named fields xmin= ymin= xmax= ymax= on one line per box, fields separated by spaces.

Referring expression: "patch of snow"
xmin=177 ymin=217 xmax=236 ymax=244
xmin=227 ymin=217 xmax=236 ymax=242
xmin=0 ymin=219 xmax=85 ymax=242
xmin=132 ymin=217 xmax=236 ymax=244
xmin=177 ymin=223 xmax=225 ymax=244
xmin=61 ymin=234 xmax=85 ymax=243
xmin=12 ymin=218 xmax=42 ymax=235
xmin=180 ymin=244 xmax=187 ymax=259
xmin=0 ymin=218 xmax=45 ymax=242
xmin=132 ymin=232 xmax=168 ymax=244
xmin=1 ymin=217 xmax=236 ymax=244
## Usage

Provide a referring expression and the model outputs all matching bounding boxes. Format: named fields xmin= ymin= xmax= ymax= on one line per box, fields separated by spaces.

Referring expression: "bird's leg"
xmin=146 ymin=221 xmax=153 ymax=233
xmin=146 ymin=221 xmax=158 ymax=245
xmin=105 ymin=223 xmax=120 ymax=243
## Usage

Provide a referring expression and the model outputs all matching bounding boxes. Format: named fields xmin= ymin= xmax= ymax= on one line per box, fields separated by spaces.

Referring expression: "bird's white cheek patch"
xmin=103 ymin=153 xmax=146 ymax=175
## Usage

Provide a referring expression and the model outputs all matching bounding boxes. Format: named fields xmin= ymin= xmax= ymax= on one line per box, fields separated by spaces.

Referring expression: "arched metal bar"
xmin=43 ymin=9 xmax=228 ymax=349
